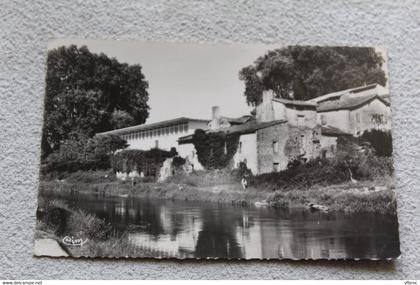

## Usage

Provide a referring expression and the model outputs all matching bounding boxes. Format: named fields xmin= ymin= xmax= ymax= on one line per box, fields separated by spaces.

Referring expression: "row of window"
xmin=121 ymin=123 xmax=189 ymax=141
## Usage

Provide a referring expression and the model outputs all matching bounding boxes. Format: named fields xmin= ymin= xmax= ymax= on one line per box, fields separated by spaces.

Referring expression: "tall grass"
xmin=36 ymin=200 xmax=150 ymax=258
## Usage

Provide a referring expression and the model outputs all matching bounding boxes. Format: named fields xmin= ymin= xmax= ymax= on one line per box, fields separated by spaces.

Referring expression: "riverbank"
xmin=35 ymin=199 xmax=152 ymax=258
xmin=38 ymin=170 xmax=397 ymax=214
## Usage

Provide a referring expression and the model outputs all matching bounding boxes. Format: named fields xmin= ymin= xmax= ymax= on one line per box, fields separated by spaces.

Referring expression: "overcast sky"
xmin=48 ymin=40 xmax=388 ymax=124
xmin=49 ymin=39 xmax=283 ymax=123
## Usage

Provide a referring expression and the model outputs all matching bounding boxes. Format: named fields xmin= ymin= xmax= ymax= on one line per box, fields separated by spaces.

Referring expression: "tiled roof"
xmin=321 ymin=125 xmax=352 ymax=136
xmin=222 ymin=115 xmax=253 ymax=124
xmin=317 ymin=94 xmax=390 ymax=112
xmin=96 ymin=117 xmax=210 ymax=136
xmin=308 ymin=84 xmax=388 ymax=104
xmin=272 ymin=98 xmax=317 ymax=108
xmin=178 ymin=119 xmax=286 ymax=144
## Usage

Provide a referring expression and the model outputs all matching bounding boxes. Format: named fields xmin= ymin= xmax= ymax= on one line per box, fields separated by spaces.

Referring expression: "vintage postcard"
xmin=34 ymin=40 xmax=400 ymax=259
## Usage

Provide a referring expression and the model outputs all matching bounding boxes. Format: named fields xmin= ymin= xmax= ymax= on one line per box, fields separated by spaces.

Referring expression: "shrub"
xmin=248 ymin=137 xmax=394 ymax=191
xmin=192 ymin=129 xmax=239 ymax=169
xmin=172 ymin=156 xmax=186 ymax=168
xmin=358 ymin=130 xmax=393 ymax=157
xmin=67 ymin=210 xmax=113 ymax=241
xmin=111 ymin=148 xmax=177 ymax=176
xmin=231 ymin=161 xmax=253 ymax=181
xmin=41 ymin=133 xmax=128 ymax=175
xmin=39 ymin=200 xmax=72 ymax=235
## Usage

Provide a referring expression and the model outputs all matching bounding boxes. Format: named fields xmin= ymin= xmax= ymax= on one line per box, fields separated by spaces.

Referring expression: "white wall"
xmin=350 ymin=99 xmax=392 ymax=135
xmin=272 ymin=101 xmax=318 ymax=128
xmin=122 ymin=121 xmax=208 ymax=171
xmin=319 ymin=109 xmax=351 ymax=133
xmin=320 ymin=99 xmax=392 ymax=136
xmin=232 ymin=133 xmax=258 ymax=174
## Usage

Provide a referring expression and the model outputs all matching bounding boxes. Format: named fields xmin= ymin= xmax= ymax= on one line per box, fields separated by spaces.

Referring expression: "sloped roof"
xmin=321 ymin=125 xmax=352 ymax=136
xmin=308 ymin=84 xmax=389 ymax=104
xmin=222 ymin=115 xmax=253 ymax=124
xmin=178 ymin=119 xmax=287 ymax=144
xmin=317 ymin=94 xmax=390 ymax=112
xmin=272 ymin=98 xmax=317 ymax=108
xmin=96 ymin=117 xmax=210 ymax=136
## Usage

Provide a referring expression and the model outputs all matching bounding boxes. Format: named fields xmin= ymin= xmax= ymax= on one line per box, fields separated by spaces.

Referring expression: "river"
xmin=51 ymin=194 xmax=400 ymax=259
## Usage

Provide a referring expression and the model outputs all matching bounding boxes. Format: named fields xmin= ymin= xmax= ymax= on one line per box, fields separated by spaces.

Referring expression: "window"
xmin=239 ymin=141 xmax=242 ymax=153
xmin=272 ymin=141 xmax=278 ymax=153
xmin=155 ymin=140 xmax=159 ymax=149
xmin=356 ymin=113 xmax=361 ymax=123
xmin=297 ymin=114 xmax=305 ymax=126
xmin=273 ymin=163 xmax=280 ymax=172
xmin=224 ymin=141 xmax=227 ymax=154
xmin=183 ymin=122 xmax=188 ymax=132
xmin=321 ymin=114 xmax=326 ymax=125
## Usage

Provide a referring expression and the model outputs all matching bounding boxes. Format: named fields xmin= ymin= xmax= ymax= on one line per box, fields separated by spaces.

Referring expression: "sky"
xmin=49 ymin=39 xmax=282 ymax=124
xmin=48 ymin=40 xmax=388 ymax=124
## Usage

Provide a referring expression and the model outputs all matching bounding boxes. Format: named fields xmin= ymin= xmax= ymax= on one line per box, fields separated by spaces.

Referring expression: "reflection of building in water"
xmin=128 ymin=205 xmax=203 ymax=258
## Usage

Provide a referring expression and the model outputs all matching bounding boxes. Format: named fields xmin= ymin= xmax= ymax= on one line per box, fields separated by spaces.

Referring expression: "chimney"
xmin=256 ymin=90 xmax=275 ymax=122
xmin=210 ymin=106 xmax=221 ymax=130
xmin=262 ymin=90 xmax=274 ymax=104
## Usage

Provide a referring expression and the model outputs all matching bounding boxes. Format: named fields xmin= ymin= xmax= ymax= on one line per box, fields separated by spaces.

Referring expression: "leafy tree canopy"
xmin=42 ymin=45 xmax=150 ymax=158
xmin=239 ymin=46 xmax=387 ymax=105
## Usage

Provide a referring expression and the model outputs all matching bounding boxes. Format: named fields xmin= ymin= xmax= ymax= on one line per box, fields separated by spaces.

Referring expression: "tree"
xmin=110 ymin=110 xmax=135 ymax=130
xmin=41 ymin=45 xmax=149 ymax=158
xmin=239 ymin=46 xmax=387 ymax=105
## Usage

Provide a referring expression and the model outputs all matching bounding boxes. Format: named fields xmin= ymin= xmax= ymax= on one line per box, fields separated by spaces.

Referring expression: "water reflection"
xmin=59 ymin=194 xmax=400 ymax=259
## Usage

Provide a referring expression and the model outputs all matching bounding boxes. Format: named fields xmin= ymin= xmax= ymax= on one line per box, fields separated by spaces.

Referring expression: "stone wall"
xmin=256 ymin=123 xmax=289 ymax=173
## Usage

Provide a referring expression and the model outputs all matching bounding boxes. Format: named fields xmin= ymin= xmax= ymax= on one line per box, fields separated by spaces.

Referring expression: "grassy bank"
xmin=35 ymin=199 xmax=151 ymax=258
xmin=39 ymin=169 xmax=397 ymax=214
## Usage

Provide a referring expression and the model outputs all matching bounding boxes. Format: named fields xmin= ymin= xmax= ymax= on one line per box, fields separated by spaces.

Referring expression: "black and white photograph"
xmin=34 ymin=40 xmax=400 ymax=260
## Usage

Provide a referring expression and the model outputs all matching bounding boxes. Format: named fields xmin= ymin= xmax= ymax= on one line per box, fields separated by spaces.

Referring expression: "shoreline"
xmin=38 ymin=177 xmax=397 ymax=214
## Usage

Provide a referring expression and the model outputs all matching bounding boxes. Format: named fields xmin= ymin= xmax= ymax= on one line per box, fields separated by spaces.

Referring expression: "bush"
xmin=171 ymin=156 xmax=186 ymax=168
xmin=248 ymin=136 xmax=394 ymax=191
xmin=231 ymin=161 xmax=253 ymax=181
xmin=67 ymin=210 xmax=113 ymax=241
xmin=41 ymin=133 xmax=128 ymax=175
xmin=358 ymin=130 xmax=393 ymax=157
xmin=111 ymin=148 xmax=177 ymax=176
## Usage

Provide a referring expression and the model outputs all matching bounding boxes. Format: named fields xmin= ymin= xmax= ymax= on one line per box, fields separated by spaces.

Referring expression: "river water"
xmin=52 ymin=194 xmax=400 ymax=259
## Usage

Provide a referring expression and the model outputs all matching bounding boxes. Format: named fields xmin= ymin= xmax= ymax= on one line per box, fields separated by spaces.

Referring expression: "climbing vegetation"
xmin=111 ymin=148 xmax=177 ymax=176
xmin=192 ymin=129 xmax=240 ymax=170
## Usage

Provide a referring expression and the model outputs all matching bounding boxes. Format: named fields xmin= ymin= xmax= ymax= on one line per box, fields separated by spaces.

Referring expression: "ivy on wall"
xmin=111 ymin=148 xmax=177 ymax=176
xmin=192 ymin=129 xmax=240 ymax=170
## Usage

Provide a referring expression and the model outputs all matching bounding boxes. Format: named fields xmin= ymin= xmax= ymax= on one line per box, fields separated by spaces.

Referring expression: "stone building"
xmin=308 ymin=84 xmax=391 ymax=136
xmin=179 ymin=92 xmax=329 ymax=174
xmin=100 ymin=83 xmax=390 ymax=177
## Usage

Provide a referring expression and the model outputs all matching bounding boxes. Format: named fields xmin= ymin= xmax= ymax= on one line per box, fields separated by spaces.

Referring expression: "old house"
xmin=179 ymin=91 xmax=330 ymax=174
xmin=308 ymin=84 xmax=391 ymax=136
